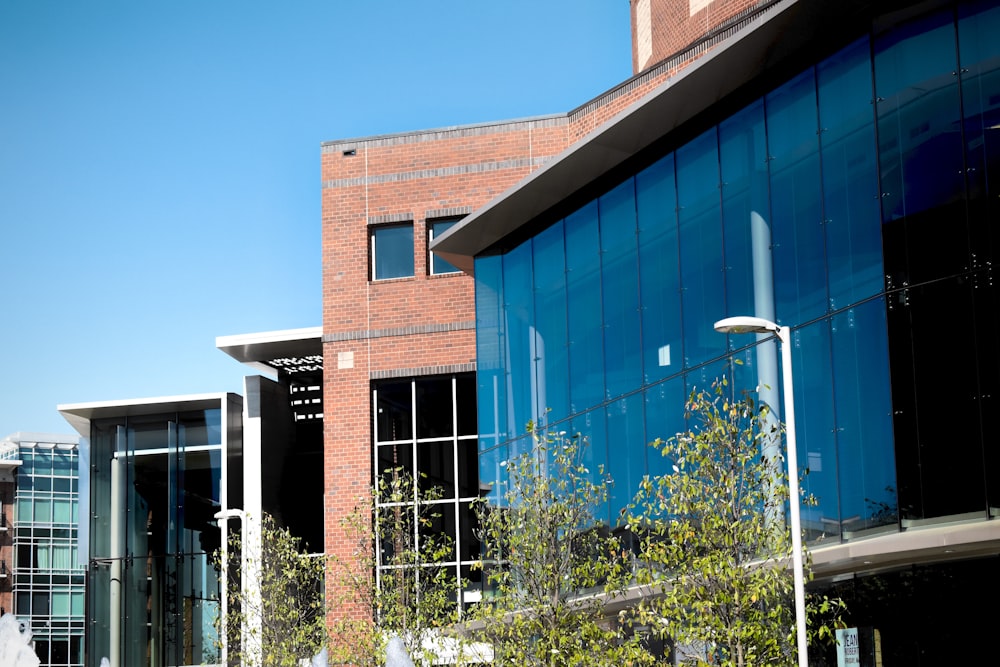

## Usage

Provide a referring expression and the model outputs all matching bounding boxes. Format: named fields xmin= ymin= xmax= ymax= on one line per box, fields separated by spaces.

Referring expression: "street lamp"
xmin=713 ymin=316 xmax=808 ymax=667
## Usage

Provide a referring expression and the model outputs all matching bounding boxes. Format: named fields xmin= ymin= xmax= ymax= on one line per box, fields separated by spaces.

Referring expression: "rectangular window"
xmin=371 ymin=223 xmax=414 ymax=280
xmin=428 ymin=218 xmax=462 ymax=275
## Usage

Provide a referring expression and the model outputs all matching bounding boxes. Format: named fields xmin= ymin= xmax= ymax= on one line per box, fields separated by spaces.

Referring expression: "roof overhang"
xmin=431 ymin=0 xmax=878 ymax=274
xmin=215 ymin=326 xmax=323 ymax=378
xmin=58 ymin=392 xmax=235 ymax=438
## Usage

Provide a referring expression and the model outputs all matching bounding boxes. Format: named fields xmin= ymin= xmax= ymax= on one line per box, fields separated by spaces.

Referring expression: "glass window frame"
xmin=370 ymin=222 xmax=415 ymax=281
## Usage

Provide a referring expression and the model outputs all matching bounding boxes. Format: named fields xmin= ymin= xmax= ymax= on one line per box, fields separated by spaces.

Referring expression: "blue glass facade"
xmin=475 ymin=1 xmax=1000 ymax=542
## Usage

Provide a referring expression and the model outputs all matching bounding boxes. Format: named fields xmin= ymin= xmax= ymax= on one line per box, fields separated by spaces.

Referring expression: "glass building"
xmin=433 ymin=0 xmax=1000 ymax=661
xmin=61 ymin=394 xmax=243 ymax=667
xmin=14 ymin=439 xmax=85 ymax=667
xmin=59 ymin=329 xmax=325 ymax=667
xmin=0 ymin=432 xmax=85 ymax=667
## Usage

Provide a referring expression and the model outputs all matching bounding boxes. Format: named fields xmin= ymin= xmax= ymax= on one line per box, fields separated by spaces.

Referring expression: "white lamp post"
xmin=713 ymin=316 xmax=808 ymax=667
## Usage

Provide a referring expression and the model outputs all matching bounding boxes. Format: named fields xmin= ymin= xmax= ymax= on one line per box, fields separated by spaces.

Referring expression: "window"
xmin=371 ymin=223 xmax=414 ymax=280
xmin=372 ymin=373 xmax=480 ymax=612
xmin=428 ymin=218 xmax=462 ymax=275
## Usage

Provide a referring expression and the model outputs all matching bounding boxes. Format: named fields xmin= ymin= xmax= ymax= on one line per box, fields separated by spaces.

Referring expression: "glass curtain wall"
xmin=475 ymin=0 xmax=1000 ymax=543
xmin=373 ymin=374 xmax=480 ymax=614
xmin=88 ymin=410 xmax=224 ymax=667
xmin=14 ymin=443 xmax=85 ymax=667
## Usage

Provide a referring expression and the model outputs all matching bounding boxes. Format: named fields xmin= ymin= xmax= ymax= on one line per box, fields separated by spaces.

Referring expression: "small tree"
xmin=472 ymin=426 xmax=653 ymax=667
xmin=629 ymin=380 xmax=843 ymax=666
xmin=329 ymin=468 xmax=461 ymax=666
xmin=217 ymin=514 xmax=328 ymax=667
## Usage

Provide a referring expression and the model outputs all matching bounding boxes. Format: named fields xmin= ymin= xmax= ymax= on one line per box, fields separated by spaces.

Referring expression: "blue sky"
xmin=0 ymin=1 xmax=632 ymax=438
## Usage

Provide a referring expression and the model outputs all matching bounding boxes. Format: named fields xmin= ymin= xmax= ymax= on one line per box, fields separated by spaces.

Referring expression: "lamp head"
xmin=713 ymin=316 xmax=780 ymax=335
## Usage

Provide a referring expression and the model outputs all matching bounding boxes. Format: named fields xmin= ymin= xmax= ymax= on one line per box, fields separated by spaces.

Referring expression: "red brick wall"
xmin=320 ymin=117 xmax=572 ymax=622
xmin=0 ymin=479 xmax=12 ymax=615
xmin=631 ymin=0 xmax=768 ymax=74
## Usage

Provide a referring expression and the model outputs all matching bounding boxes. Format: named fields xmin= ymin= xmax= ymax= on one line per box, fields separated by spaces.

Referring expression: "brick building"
xmin=319 ymin=0 xmax=783 ymax=622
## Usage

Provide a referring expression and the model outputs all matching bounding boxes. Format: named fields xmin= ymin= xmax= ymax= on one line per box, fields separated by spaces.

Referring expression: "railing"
xmin=0 ymin=441 xmax=19 ymax=461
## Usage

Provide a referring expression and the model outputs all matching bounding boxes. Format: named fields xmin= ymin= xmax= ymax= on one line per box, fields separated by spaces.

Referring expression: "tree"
xmin=628 ymin=379 xmax=843 ymax=666
xmin=217 ymin=514 xmax=329 ymax=667
xmin=472 ymin=426 xmax=653 ymax=667
xmin=328 ymin=468 xmax=462 ymax=666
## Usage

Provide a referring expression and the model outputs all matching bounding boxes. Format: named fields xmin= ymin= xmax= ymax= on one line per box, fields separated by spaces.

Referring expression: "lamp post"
xmin=214 ymin=508 xmax=255 ymax=667
xmin=713 ymin=316 xmax=808 ymax=667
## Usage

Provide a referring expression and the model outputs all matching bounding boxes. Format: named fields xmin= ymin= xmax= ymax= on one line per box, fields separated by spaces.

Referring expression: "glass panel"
xmin=50 ymin=639 xmax=68 ymax=665
xmin=455 ymin=374 xmax=477 ymax=437
xmin=475 ymin=255 xmax=508 ymax=450
xmin=817 ymin=37 xmax=884 ymax=309
xmin=372 ymin=223 xmax=415 ymax=280
xmin=644 ymin=377 xmax=687 ymax=481
xmin=831 ymin=299 xmax=897 ymax=536
xmin=479 ymin=442 xmax=509 ymax=505
xmin=376 ymin=381 xmax=413 ymax=443
xmin=33 ymin=452 xmax=53 ymax=476
xmin=53 ymin=499 xmax=72 ymax=524
xmin=766 ymin=69 xmax=827 ymax=324
xmin=786 ymin=321 xmax=837 ymax=544
xmin=959 ymin=0 xmax=1000 ymax=268
xmin=32 ymin=591 xmax=49 ymax=615
xmin=599 ymin=179 xmax=642 ymax=399
xmin=182 ymin=448 xmax=222 ymax=522
xmin=429 ymin=219 xmax=461 ymax=274
xmin=418 ymin=441 xmax=456 ymax=498
xmin=52 ymin=450 xmax=75 ymax=474
xmin=378 ymin=443 xmax=414 ymax=484
xmin=887 ymin=275 xmax=984 ymax=520
xmin=637 ymin=155 xmax=682 ymax=385
xmin=458 ymin=500 xmax=480 ymax=562
xmin=677 ymin=128 xmax=726 ymax=367
xmin=34 ymin=498 xmax=52 ymax=524
xmin=875 ymin=10 xmax=968 ymax=284
xmin=605 ymin=395 xmax=645 ymax=525
xmin=532 ymin=220 xmax=570 ymax=422
xmin=958 ymin=5 xmax=1000 ymax=516
xmin=177 ymin=408 xmax=222 ymax=447
xmin=720 ymin=99 xmax=773 ymax=323
xmin=71 ymin=592 xmax=84 ymax=616
xmin=126 ymin=414 xmax=171 ymax=452
xmin=570 ymin=409 xmax=609 ymax=528
xmin=503 ymin=241 xmax=536 ymax=436
xmin=456 ymin=440 xmax=479 ymax=500
xmin=16 ymin=498 xmax=31 ymax=523
xmin=421 ymin=503 xmax=458 ymax=563
xmin=52 ymin=592 xmax=71 ymax=617
xmin=416 ymin=377 xmax=455 ymax=439
xmin=565 ymin=201 xmax=606 ymax=414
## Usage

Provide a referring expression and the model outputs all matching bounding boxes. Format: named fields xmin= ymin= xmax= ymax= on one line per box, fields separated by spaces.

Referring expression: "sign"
xmin=836 ymin=627 xmax=860 ymax=667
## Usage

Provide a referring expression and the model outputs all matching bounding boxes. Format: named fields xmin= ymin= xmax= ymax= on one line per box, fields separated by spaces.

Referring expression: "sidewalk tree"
xmin=217 ymin=514 xmax=329 ymax=667
xmin=472 ymin=426 xmax=653 ymax=667
xmin=628 ymin=379 xmax=843 ymax=666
